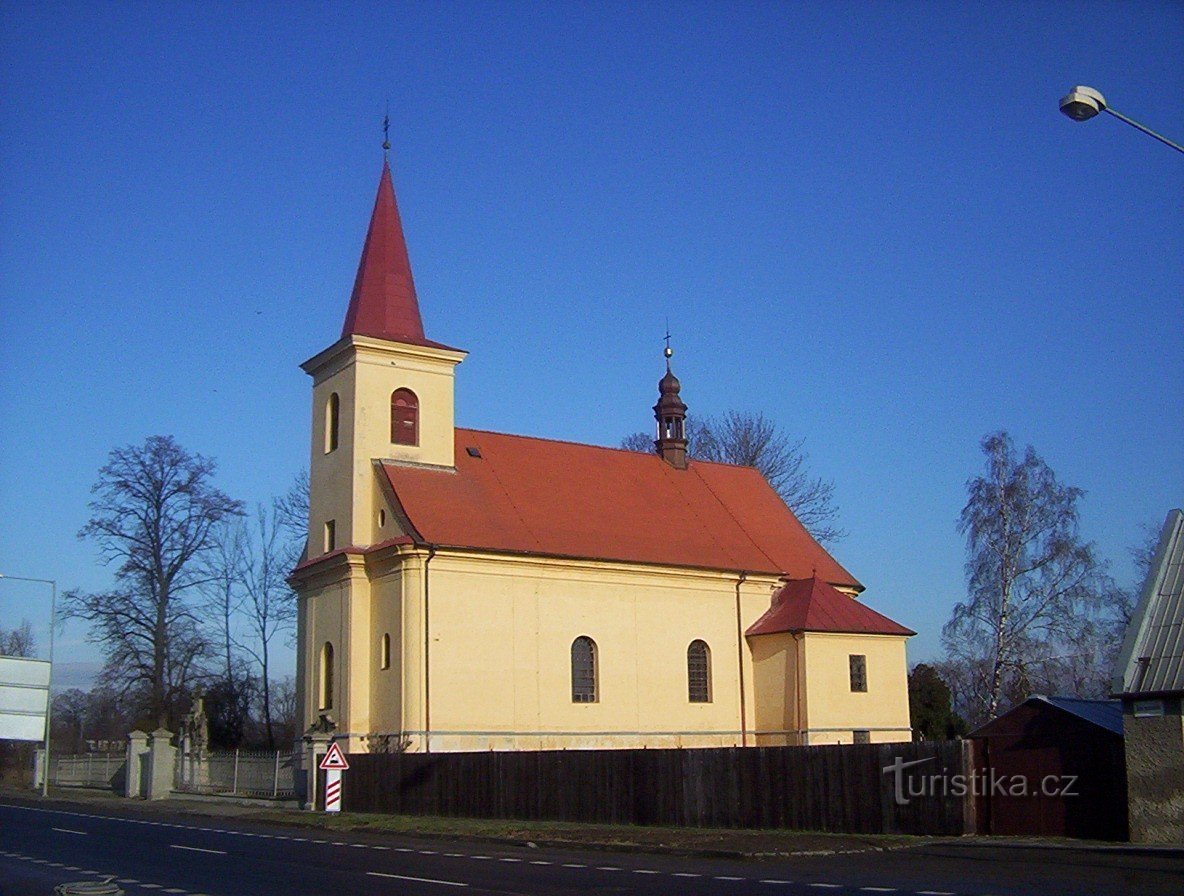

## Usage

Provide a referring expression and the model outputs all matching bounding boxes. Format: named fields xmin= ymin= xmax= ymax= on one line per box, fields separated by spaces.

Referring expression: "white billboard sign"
xmin=0 ymin=656 xmax=50 ymax=742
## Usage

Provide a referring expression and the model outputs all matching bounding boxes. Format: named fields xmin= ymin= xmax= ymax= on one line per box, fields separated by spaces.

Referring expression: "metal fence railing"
xmin=174 ymin=749 xmax=296 ymax=799
xmin=52 ymin=753 xmax=127 ymax=791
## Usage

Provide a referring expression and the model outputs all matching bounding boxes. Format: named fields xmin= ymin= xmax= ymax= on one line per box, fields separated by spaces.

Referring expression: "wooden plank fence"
xmin=340 ymin=740 xmax=969 ymax=835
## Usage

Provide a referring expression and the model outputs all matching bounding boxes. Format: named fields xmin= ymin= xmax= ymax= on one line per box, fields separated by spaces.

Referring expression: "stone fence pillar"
xmin=125 ymin=730 xmax=149 ymax=798
xmin=146 ymin=728 xmax=175 ymax=800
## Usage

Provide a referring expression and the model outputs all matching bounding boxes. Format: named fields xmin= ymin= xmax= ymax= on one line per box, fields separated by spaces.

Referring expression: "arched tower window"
xmin=391 ymin=388 xmax=419 ymax=446
xmin=325 ymin=392 xmax=340 ymax=453
xmin=571 ymin=636 xmax=598 ymax=703
xmin=319 ymin=642 xmax=335 ymax=710
xmin=687 ymin=640 xmax=712 ymax=703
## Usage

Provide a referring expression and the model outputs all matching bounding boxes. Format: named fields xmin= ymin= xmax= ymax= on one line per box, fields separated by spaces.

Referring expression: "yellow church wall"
xmin=306 ymin=355 xmax=356 ymax=553
xmin=360 ymin=549 xmax=783 ymax=752
xmin=293 ymin=554 xmax=375 ymax=750
xmin=749 ymin=632 xmax=803 ymax=746
xmin=799 ymin=631 xmax=912 ymax=744
xmin=295 ymin=546 xmax=914 ymax=753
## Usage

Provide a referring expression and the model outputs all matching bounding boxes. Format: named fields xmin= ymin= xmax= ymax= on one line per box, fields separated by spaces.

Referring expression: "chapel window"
xmin=687 ymin=640 xmax=712 ymax=703
xmin=319 ymin=642 xmax=334 ymax=710
xmin=391 ymin=388 xmax=419 ymax=446
xmin=571 ymin=636 xmax=598 ymax=703
xmin=325 ymin=392 xmax=340 ymax=453
xmin=849 ymin=654 xmax=867 ymax=692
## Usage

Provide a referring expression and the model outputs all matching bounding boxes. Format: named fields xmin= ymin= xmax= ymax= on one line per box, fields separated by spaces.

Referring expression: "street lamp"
xmin=1059 ymin=85 xmax=1184 ymax=154
xmin=0 ymin=573 xmax=57 ymax=797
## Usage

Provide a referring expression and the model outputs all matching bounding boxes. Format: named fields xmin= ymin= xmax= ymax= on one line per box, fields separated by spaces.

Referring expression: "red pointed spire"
xmin=341 ymin=161 xmax=427 ymax=344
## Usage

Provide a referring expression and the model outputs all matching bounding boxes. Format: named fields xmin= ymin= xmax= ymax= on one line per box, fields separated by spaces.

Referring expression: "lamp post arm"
xmin=1102 ymin=106 xmax=1184 ymax=155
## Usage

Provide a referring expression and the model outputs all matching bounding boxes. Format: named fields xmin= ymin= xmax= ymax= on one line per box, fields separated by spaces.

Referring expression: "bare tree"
xmin=235 ymin=504 xmax=297 ymax=748
xmin=943 ymin=431 xmax=1108 ymax=722
xmin=64 ymin=435 xmax=243 ymax=727
xmin=201 ymin=521 xmax=247 ymax=685
xmin=198 ymin=519 xmax=255 ymax=746
xmin=622 ymin=411 xmax=844 ymax=544
xmin=274 ymin=470 xmax=309 ymax=568
xmin=0 ymin=620 xmax=35 ymax=657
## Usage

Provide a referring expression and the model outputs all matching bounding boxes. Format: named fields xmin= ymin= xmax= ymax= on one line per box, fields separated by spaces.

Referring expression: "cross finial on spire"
xmin=382 ymin=104 xmax=391 ymax=156
xmin=663 ymin=320 xmax=673 ymax=364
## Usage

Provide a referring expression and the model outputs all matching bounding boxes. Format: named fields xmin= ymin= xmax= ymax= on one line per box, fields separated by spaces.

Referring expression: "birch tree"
xmin=943 ymin=431 xmax=1104 ymax=722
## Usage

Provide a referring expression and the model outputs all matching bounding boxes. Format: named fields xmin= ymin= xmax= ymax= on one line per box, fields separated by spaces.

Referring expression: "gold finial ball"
xmin=664 ymin=346 xmax=673 ymax=359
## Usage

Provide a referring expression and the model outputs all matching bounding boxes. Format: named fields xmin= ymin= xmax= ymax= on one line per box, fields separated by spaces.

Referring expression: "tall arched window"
xmin=325 ymin=392 xmax=340 ymax=453
xmin=380 ymin=633 xmax=391 ymax=670
xmin=688 ymin=640 xmax=711 ymax=703
xmin=319 ymin=642 xmax=334 ymax=710
xmin=390 ymin=388 xmax=419 ymax=446
xmin=571 ymin=636 xmax=598 ymax=703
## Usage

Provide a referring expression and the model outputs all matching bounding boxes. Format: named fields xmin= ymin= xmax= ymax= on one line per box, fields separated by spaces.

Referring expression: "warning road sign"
xmin=325 ymin=769 xmax=342 ymax=813
xmin=319 ymin=741 xmax=350 ymax=771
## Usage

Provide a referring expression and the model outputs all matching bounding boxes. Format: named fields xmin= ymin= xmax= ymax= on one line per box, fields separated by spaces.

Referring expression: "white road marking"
xmin=164 ymin=889 xmax=187 ymax=894
xmin=760 ymin=881 xmax=794 ymax=885
xmin=673 ymin=872 xmax=701 ymax=877
xmin=52 ymin=827 xmax=88 ymax=835
xmin=917 ymin=892 xmax=955 ymax=895
xmin=809 ymin=885 xmax=842 ymax=890
xmin=860 ymin=889 xmax=897 ymax=893
xmin=529 ymin=860 xmax=551 ymax=865
xmin=169 ymin=845 xmax=227 ymax=855
xmin=562 ymin=863 xmax=586 ymax=868
xmin=716 ymin=876 xmax=745 ymax=881
xmin=633 ymin=869 xmax=660 ymax=874
xmin=499 ymin=857 xmax=522 ymax=862
xmin=596 ymin=866 xmax=621 ymax=871
xmin=367 ymin=871 xmax=468 ymax=888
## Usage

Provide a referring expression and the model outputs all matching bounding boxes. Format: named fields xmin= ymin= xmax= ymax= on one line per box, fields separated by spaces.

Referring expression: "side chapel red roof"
xmin=746 ymin=576 xmax=914 ymax=637
xmin=380 ymin=429 xmax=862 ymax=586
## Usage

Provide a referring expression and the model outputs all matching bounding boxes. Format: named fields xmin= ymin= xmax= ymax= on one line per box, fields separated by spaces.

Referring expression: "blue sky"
xmin=2 ymin=1 xmax=1181 ymax=688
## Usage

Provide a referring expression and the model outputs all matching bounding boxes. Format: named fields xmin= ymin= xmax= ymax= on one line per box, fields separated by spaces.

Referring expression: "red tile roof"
xmin=746 ymin=576 xmax=914 ymax=637
xmin=341 ymin=161 xmax=442 ymax=347
xmin=379 ymin=429 xmax=862 ymax=586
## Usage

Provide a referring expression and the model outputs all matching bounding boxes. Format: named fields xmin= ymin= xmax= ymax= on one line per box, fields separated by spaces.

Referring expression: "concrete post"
xmin=303 ymin=733 xmax=332 ymax=811
xmin=146 ymin=728 xmax=175 ymax=800
xmin=125 ymin=730 xmax=149 ymax=798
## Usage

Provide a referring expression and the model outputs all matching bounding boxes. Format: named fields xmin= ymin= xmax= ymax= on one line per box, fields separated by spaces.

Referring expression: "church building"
xmin=292 ymin=154 xmax=914 ymax=753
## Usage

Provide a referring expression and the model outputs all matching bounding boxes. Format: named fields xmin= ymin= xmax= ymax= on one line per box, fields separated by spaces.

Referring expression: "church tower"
xmin=300 ymin=154 xmax=466 ymax=557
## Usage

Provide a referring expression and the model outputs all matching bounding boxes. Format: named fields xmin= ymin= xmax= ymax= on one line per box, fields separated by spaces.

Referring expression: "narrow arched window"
xmin=319 ymin=642 xmax=334 ymax=710
xmin=571 ymin=636 xmax=598 ymax=703
xmin=380 ymin=633 xmax=391 ymax=670
xmin=325 ymin=392 xmax=340 ymax=453
xmin=391 ymin=388 xmax=419 ymax=446
xmin=688 ymin=640 xmax=711 ymax=703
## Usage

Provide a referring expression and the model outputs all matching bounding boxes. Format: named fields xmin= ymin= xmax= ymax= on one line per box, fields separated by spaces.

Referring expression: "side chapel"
xmin=292 ymin=153 xmax=914 ymax=753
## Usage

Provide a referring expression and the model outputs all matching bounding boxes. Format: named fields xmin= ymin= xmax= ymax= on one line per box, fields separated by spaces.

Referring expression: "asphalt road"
xmin=1 ymin=800 xmax=1181 ymax=896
